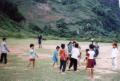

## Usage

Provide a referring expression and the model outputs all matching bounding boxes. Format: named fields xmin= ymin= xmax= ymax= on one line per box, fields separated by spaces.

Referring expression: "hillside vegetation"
xmin=0 ymin=0 xmax=120 ymax=42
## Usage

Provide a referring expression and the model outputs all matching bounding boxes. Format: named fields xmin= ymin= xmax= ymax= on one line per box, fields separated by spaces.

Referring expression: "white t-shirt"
xmin=88 ymin=50 xmax=95 ymax=59
xmin=28 ymin=49 xmax=37 ymax=59
xmin=71 ymin=48 xmax=80 ymax=60
xmin=0 ymin=42 xmax=9 ymax=53
xmin=111 ymin=48 xmax=119 ymax=58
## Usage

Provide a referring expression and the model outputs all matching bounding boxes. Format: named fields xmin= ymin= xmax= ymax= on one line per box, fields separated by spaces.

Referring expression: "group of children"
xmin=52 ymin=41 xmax=97 ymax=80
xmin=0 ymin=38 xmax=119 ymax=80
xmin=52 ymin=41 xmax=80 ymax=72
xmin=51 ymin=41 xmax=119 ymax=80
xmin=17 ymin=39 xmax=118 ymax=80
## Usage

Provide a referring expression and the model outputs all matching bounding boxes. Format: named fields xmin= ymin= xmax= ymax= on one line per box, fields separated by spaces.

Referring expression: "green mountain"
xmin=0 ymin=0 xmax=120 ymax=42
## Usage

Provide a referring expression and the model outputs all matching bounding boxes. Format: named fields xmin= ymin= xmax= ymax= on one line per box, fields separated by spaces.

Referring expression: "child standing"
xmin=87 ymin=44 xmax=95 ymax=80
xmin=111 ymin=43 xmax=119 ymax=70
xmin=67 ymin=41 xmax=73 ymax=57
xmin=69 ymin=43 xmax=80 ymax=71
xmin=94 ymin=42 xmax=99 ymax=57
xmin=59 ymin=44 xmax=68 ymax=74
xmin=52 ymin=46 xmax=60 ymax=67
xmin=84 ymin=49 xmax=89 ymax=69
xmin=0 ymin=38 xmax=10 ymax=64
xmin=38 ymin=35 xmax=43 ymax=48
xmin=67 ymin=42 xmax=73 ymax=65
xmin=27 ymin=44 xmax=38 ymax=69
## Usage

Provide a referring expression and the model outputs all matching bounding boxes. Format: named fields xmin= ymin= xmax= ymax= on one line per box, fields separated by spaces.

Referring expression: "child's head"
xmin=68 ymin=42 xmax=72 ymax=45
xmin=89 ymin=44 xmax=95 ymax=50
xmin=75 ymin=43 xmax=79 ymax=48
xmin=30 ymin=44 xmax=34 ymax=49
xmin=56 ymin=46 xmax=60 ymax=50
xmin=61 ymin=44 xmax=65 ymax=49
xmin=73 ymin=41 xmax=76 ymax=44
xmin=86 ymin=49 xmax=89 ymax=53
xmin=112 ymin=43 xmax=118 ymax=48
xmin=2 ymin=38 xmax=6 ymax=41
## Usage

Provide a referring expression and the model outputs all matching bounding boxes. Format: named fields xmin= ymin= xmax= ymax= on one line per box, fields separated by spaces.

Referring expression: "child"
xmin=69 ymin=43 xmax=80 ymax=71
xmin=87 ymin=44 xmax=95 ymax=80
xmin=111 ymin=43 xmax=119 ymax=70
xmin=38 ymin=35 xmax=42 ymax=48
xmin=67 ymin=42 xmax=73 ymax=57
xmin=27 ymin=44 xmax=38 ymax=69
xmin=52 ymin=46 xmax=60 ymax=67
xmin=0 ymin=38 xmax=10 ymax=64
xmin=59 ymin=44 xmax=68 ymax=74
xmin=84 ymin=49 xmax=89 ymax=69
xmin=94 ymin=42 xmax=99 ymax=57
xmin=67 ymin=42 xmax=73 ymax=66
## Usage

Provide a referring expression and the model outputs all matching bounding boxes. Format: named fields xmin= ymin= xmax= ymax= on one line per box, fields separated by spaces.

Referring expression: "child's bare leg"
xmin=57 ymin=62 xmax=59 ymax=66
xmin=53 ymin=62 xmax=55 ymax=67
xmin=39 ymin=44 xmax=42 ymax=48
xmin=27 ymin=61 xmax=31 ymax=67
xmin=87 ymin=69 xmax=91 ymax=79
xmin=91 ymin=68 xmax=94 ymax=79
xmin=85 ymin=61 xmax=88 ymax=70
xmin=33 ymin=61 xmax=35 ymax=69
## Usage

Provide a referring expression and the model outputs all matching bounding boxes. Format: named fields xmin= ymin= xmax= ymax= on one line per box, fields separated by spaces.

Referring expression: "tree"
xmin=56 ymin=19 xmax=70 ymax=37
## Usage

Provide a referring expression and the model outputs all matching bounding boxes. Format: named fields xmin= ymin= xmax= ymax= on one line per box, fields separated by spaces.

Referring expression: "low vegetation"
xmin=0 ymin=0 xmax=120 ymax=42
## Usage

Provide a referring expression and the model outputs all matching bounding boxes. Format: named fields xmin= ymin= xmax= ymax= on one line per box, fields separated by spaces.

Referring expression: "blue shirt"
xmin=53 ymin=50 xmax=59 ymax=58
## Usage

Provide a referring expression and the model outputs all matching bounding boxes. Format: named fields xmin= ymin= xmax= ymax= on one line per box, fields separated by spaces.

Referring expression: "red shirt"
xmin=59 ymin=49 xmax=67 ymax=61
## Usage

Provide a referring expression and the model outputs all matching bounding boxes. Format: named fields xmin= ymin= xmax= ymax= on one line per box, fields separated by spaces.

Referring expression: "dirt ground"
xmin=9 ymin=40 xmax=120 ymax=79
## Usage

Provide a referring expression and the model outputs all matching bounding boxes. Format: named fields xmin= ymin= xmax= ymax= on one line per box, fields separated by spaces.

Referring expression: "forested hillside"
xmin=0 ymin=0 xmax=120 ymax=42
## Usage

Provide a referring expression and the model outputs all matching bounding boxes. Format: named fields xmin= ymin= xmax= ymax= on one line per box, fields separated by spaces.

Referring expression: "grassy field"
xmin=0 ymin=38 xmax=120 ymax=81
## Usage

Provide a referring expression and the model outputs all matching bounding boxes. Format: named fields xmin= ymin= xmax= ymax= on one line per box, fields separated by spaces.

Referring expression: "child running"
xmin=52 ymin=46 xmax=60 ymax=67
xmin=59 ymin=44 xmax=68 ymax=74
xmin=27 ymin=44 xmax=38 ymax=69
xmin=111 ymin=43 xmax=119 ymax=70
xmin=87 ymin=44 xmax=95 ymax=80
